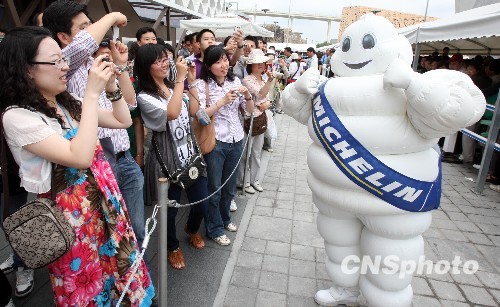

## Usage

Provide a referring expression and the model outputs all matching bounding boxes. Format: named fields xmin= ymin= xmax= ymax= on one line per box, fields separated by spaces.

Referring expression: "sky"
xmin=234 ymin=0 xmax=456 ymax=44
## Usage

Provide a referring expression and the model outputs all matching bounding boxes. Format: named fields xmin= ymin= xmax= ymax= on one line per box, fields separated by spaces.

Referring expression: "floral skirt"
xmin=46 ymin=145 xmax=153 ymax=306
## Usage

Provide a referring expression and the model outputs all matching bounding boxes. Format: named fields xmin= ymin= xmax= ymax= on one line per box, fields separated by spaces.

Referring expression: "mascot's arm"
xmin=281 ymin=67 xmax=321 ymax=125
xmin=384 ymin=59 xmax=486 ymax=139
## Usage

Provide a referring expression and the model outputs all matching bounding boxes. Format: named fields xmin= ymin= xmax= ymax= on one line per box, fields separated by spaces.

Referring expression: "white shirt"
xmin=194 ymin=78 xmax=247 ymax=143
xmin=3 ymin=108 xmax=63 ymax=194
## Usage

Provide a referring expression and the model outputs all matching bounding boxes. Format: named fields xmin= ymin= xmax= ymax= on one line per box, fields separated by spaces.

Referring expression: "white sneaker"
xmin=0 ymin=253 xmax=15 ymax=274
xmin=252 ymin=181 xmax=264 ymax=192
xmin=314 ymin=286 xmax=360 ymax=306
xmin=244 ymin=185 xmax=255 ymax=194
xmin=225 ymin=222 xmax=238 ymax=232
xmin=490 ymin=184 xmax=500 ymax=193
xmin=230 ymin=200 xmax=238 ymax=212
xmin=212 ymin=234 xmax=231 ymax=246
xmin=15 ymin=267 xmax=34 ymax=298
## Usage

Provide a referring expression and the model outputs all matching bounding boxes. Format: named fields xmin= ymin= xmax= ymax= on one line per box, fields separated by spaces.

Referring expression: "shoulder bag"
xmin=1 ymin=111 xmax=75 ymax=269
xmin=244 ymin=110 xmax=268 ymax=136
xmin=191 ymin=81 xmax=216 ymax=155
xmin=152 ymin=99 xmax=207 ymax=190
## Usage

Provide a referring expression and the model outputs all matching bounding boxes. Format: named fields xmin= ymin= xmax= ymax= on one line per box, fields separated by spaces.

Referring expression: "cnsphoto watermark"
xmin=341 ymin=255 xmax=479 ymax=278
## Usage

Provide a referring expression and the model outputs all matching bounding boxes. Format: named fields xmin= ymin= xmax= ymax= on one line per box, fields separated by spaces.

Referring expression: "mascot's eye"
xmin=342 ymin=37 xmax=351 ymax=52
xmin=362 ymin=34 xmax=375 ymax=49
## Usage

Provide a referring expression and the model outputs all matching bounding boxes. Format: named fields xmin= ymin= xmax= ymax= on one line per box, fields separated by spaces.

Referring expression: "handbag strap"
xmin=289 ymin=67 xmax=298 ymax=80
xmin=152 ymin=132 xmax=173 ymax=181
xmin=1 ymin=109 xmax=55 ymax=220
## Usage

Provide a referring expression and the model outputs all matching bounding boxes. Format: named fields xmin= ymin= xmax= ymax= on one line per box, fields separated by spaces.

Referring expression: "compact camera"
xmin=196 ymin=109 xmax=211 ymax=126
xmin=185 ymin=58 xmax=193 ymax=67
xmin=233 ymin=91 xmax=243 ymax=98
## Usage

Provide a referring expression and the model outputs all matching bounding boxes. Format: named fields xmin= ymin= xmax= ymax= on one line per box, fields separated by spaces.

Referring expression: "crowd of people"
xmin=419 ymin=47 xmax=500 ymax=192
xmin=0 ymin=1 xmax=498 ymax=306
xmin=0 ymin=0 xmax=318 ymax=306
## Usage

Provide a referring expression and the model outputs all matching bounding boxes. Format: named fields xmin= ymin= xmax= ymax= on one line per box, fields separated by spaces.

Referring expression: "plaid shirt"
xmin=64 ymin=30 xmax=133 ymax=154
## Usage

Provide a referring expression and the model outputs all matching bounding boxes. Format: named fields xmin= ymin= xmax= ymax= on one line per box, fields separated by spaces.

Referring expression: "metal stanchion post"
xmin=475 ymin=92 xmax=500 ymax=194
xmin=157 ymin=178 xmax=170 ymax=306
xmin=241 ymin=107 xmax=255 ymax=196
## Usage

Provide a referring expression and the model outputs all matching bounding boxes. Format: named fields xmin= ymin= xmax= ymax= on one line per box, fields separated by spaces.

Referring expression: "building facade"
xmin=338 ymin=6 xmax=437 ymax=40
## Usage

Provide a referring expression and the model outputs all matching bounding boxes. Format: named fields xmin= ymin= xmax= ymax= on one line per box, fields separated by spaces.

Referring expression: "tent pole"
xmin=412 ymin=43 xmax=421 ymax=72
xmin=412 ymin=0 xmax=428 ymax=72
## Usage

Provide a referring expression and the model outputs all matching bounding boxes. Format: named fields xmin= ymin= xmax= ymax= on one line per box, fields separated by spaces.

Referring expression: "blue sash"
xmin=312 ymin=81 xmax=441 ymax=212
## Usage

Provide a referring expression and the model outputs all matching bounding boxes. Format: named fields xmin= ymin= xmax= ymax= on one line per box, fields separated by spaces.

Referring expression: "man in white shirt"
xmin=306 ymin=47 xmax=318 ymax=70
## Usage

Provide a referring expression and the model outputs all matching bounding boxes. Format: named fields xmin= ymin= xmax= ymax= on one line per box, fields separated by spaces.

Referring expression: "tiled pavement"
xmin=1 ymin=113 xmax=500 ymax=306
xmin=218 ymin=114 xmax=500 ymax=307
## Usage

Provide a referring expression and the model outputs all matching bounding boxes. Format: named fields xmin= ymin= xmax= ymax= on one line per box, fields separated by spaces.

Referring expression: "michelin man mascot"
xmin=281 ymin=14 xmax=485 ymax=307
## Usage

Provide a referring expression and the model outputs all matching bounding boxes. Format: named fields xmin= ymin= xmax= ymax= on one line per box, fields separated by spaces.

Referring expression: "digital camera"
xmin=185 ymin=59 xmax=193 ymax=67
xmin=196 ymin=109 xmax=211 ymax=126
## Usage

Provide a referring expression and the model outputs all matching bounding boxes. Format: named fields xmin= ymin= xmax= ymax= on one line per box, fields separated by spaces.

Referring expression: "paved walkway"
xmin=1 ymin=113 xmax=500 ymax=306
xmin=217 ymin=114 xmax=500 ymax=307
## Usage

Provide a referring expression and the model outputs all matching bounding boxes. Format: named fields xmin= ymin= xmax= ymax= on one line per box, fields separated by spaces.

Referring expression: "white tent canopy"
xmin=398 ymin=3 xmax=500 ymax=55
xmin=180 ymin=14 xmax=274 ymax=38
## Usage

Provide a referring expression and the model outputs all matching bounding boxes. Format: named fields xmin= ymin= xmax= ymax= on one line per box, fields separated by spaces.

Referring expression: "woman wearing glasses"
xmin=0 ymin=27 xmax=153 ymax=306
xmin=134 ymin=44 xmax=209 ymax=270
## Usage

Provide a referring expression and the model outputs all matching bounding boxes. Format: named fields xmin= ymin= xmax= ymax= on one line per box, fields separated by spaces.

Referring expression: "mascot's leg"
xmin=314 ymin=198 xmax=363 ymax=306
xmin=359 ymin=211 xmax=433 ymax=307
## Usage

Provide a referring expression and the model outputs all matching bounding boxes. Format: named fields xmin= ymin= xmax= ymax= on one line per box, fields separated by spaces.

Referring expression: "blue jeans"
xmin=167 ymin=177 xmax=209 ymax=251
xmin=204 ymin=140 xmax=243 ymax=238
xmin=108 ymin=150 xmax=146 ymax=249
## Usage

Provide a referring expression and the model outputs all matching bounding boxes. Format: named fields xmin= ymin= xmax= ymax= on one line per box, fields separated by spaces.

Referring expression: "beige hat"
xmin=290 ymin=52 xmax=300 ymax=60
xmin=247 ymin=49 xmax=270 ymax=64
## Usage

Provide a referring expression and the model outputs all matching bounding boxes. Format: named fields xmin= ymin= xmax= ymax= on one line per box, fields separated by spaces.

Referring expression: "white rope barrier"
xmin=460 ymin=128 xmax=500 ymax=152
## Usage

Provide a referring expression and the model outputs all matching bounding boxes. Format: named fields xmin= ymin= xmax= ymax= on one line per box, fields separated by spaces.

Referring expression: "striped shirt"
xmin=64 ymin=30 xmax=134 ymax=154
xmin=194 ymin=78 xmax=247 ymax=143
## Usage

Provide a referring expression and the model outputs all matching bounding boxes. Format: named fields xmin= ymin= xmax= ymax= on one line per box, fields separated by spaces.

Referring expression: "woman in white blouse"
xmin=187 ymin=45 xmax=254 ymax=246
xmin=240 ymin=49 xmax=273 ymax=193
xmin=0 ymin=27 xmax=152 ymax=306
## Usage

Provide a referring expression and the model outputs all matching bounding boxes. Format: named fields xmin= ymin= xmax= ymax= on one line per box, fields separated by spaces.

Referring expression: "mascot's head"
xmin=331 ymin=13 xmax=413 ymax=77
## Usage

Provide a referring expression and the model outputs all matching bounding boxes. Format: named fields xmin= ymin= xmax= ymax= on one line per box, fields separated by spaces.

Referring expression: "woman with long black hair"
xmin=134 ymin=43 xmax=208 ymax=270
xmin=0 ymin=26 xmax=152 ymax=306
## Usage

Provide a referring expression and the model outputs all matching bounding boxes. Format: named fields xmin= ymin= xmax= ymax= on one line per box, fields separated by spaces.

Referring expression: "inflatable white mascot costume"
xmin=281 ymin=14 xmax=485 ymax=307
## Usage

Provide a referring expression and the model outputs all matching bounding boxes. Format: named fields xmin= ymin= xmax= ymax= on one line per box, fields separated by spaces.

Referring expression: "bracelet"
xmin=116 ymin=64 xmax=131 ymax=74
xmin=106 ymin=88 xmax=123 ymax=102
xmin=175 ymin=76 xmax=187 ymax=84
xmin=245 ymin=97 xmax=252 ymax=101
xmin=187 ymin=82 xmax=197 ymax=89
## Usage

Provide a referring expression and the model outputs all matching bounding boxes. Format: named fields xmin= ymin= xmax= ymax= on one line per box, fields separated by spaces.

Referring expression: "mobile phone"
xmin=112 ymin=25 xmax=119 ymax=41
xmin=234 ymin=26 xmax=241 ymax=32
xmin=266 ymin=64 xmax=272 ymax=71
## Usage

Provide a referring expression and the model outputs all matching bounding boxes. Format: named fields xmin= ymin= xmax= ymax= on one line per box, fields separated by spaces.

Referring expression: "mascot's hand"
xmin=383 ymin=58 xmax=414 ymax=90
xmin=295 ymin=67 xmax=320 ymax=96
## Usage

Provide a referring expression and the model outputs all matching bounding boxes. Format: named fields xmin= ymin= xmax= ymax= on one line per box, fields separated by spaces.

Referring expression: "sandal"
xmin=167 ymin=248 xmax=185 ymax=270
xmin=184 ymin=224 xmax=205 ymax=249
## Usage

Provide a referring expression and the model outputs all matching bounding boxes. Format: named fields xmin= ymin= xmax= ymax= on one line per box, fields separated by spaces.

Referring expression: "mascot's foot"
xmin=314 ymin=286 xmax=365 ymax=306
